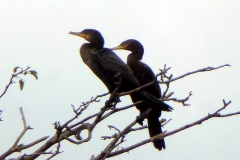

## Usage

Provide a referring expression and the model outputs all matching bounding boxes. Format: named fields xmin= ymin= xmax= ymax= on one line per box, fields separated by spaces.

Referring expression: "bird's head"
xmin=69 ymin=29 xmax=104 ymax=48
xmin=111 ymin=39 xmax=144 ymax=59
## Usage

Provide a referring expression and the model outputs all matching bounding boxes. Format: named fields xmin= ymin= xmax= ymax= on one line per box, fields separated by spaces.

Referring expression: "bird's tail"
xmin=140 ymin=91 xmax=173 ymax=112
xmin=147 ymin=112 xmax=165 ymax=150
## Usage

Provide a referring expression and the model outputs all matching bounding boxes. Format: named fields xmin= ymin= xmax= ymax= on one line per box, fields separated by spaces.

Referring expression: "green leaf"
xmin=13 ymin=67 xmax=19 ymax=73
xmin=19 ymin=80 xmax=24 ymax=90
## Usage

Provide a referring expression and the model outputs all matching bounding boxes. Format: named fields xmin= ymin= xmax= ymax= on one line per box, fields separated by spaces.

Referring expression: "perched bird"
xmin=111 ymin=39 xmax=167 ymax=150
xmin=69 ymin=29 xmax=173 ymax=114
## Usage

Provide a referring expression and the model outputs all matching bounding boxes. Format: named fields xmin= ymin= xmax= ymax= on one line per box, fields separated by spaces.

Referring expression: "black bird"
xmin=112 ymin=39 xmax=167 ymax=150
xmin=69 ymin=29 xmax=172 ymax=113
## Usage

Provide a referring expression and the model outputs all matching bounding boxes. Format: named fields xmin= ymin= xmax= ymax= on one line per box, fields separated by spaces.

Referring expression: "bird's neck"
xmin=91 ymin=42 xmax=104 ymax=49
xmin=127 ymin=52 xmax=142 ymax=61
xmin=127 ymin=52 xmax=141 ymax=68
xmin=91 ymin=37 xmax=104 ymax=49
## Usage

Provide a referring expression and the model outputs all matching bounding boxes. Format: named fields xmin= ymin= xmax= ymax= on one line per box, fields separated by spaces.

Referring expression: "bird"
xmin=69 ymin=29 xmax=172 ymax=113
xmin=111 ymin=39 xmax=167 ymax=150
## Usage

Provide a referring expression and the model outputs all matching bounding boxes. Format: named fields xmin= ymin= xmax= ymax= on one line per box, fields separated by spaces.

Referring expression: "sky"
xmin=0 ymin=1 xmax=240 ymax=160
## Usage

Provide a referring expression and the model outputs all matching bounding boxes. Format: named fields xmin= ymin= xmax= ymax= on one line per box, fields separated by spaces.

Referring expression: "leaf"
xmin=29 ymin=70 xmax=38 ymax=80
xmin=19 ymin=80 xmax=24 ymax=90
xmin=30 ymin=72 xmax=38 ymax=80
xmin=160 ymin=118 xmax=166 ymax=124
xmin=13 ymin=67 xmax=19 ymax=73
xmin=29 ymin=70 xmax=38 ymax=74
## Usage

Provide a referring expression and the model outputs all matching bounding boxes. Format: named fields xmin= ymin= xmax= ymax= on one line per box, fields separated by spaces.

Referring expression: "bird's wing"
xmin=91 ymin=48 xmax=139 ymax=85
xmin=137 ymin=61 xmax=161 ymax=97
xmin=91 ymin=48 xmax=131 ymax=73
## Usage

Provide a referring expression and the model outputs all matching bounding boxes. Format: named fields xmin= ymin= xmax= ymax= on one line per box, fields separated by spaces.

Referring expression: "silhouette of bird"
xmin=112 ymin=39 xmax=168 ymax=150
xmin=69 ymin=29 xmax=172 ymax=113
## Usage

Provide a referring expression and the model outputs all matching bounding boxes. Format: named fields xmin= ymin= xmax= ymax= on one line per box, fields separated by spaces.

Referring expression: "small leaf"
xmin=29 ymin=70 xmax=37 ymax=74
xmin=30 ymin=72 xmax=38 ymax=80
xmin=29 ymin=70 xmax=38 ymax=79
xmin=24 ymin=71 xmax=28 ymax=75
xmin=160 ymin=118 xmax=166 ymax=124
xmin=13 ymin=67 xmax=19 ymax=73
xmin=19 ymin=80 xmax=24 ymax=90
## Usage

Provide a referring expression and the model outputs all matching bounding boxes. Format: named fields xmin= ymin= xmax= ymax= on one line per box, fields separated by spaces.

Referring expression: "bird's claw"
xmin=105 ymin=99 xmax=120 ymax=108
xmin=105 ymin=100 xmax=113 ymax=108
xmin=116 ymin=97 xmax=121 ymax=103
xmin=136 ymin=114 xmax=144 ymax=126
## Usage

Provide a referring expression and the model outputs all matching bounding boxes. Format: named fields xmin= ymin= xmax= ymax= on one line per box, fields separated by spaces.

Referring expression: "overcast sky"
xmin=0 ymin=1 xmax=240 ymax=160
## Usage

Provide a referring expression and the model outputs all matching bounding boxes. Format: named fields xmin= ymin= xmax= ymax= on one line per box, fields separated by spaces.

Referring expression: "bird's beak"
xmin=111 ymin=44 xmax=127 ymax=50
xmin=69 ymin=31 xmax=90 ymax=39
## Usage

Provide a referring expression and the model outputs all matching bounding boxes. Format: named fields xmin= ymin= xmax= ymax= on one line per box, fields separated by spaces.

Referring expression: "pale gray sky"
xmin=0 ymin=1 xmax=239 ymax=160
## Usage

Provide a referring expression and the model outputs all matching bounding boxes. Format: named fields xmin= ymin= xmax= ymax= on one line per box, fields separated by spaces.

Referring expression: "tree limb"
xmin=0 ymin=107 xmax=49 ymax=159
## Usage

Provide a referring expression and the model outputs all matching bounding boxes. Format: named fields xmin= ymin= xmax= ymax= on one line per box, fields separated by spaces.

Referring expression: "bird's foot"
xmin=105 ymin=100 xmax=114 ymax=108
xmin=136 ymin=117 xmax=144 ymax=126
xmin=136 ymin=113 xmax=145 ymax=126
xmin=115 ymin=97 xmax=121 ymax=103
xmin=105 ymin=98 xmax=120 ymax=108
xmin=105 ymin=93 xmax=121 ymax=108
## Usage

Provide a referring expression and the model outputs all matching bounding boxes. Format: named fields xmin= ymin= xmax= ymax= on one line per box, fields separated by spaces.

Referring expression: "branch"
xmin=101 ymin=118 xmax=171 ymax=141
xmin=91 ymin=109 xmax=152 ymax=160
xmin=0 ymin=107 xmax=49 ymax=160
xmin=20 ymin=90 xmax=119 ymax=159
xmin=93 ymin=120 xmax=137 ymax=160
xmin=13 ymin=107 xmax=32 ymax=146
xmin=72 ymin=92 xmax=109 ymax=114
xmin=0 ymin=66 xmax=31 ymax=98
xmin=163 ymin=91 xmax=193 ymax=106
xmin=69 ymin=100 xmax=141 ymax=129
xmin=46 ymin=142 xmax=63 ymax=160
xmin=0 ymin=110 xmax=3 ymax=121
xmin=106 ymin=100 xmax=236 ymax=158
xmin=119 ymin=64 xmax=230 ymax=97
xmin=162 ymin=64 xmax=230 ymax=83
xmin=2 ymin=64 xmax=232 ymax=159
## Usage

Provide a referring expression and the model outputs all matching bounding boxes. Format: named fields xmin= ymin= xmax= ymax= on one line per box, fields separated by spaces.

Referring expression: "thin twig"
xmin=0 ymin=107 xmax=49 ymax=160
xmin=119 ymin=64 xmax=230 ymax=97
xmin=13 ymin=107 xmax=32 ymax=147
xmin=0 ymin=66 xmax=31 ymax=98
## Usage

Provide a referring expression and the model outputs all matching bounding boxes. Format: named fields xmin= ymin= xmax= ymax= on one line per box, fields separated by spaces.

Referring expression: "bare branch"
xmin=3 ymin=64 xmax=233 ymax=159
xmin=20 ymin=91 xmax=117 ymax=159
xmin=163 ymin=91 xmax=193 ymax=106
xmin=161 ymin=64 xmax=231 ymax=84
xmin=91 ymin=109 xmax=153 ymax=160
xmin=106 ymin=100 xmax=236 ymax=158
xmin=0 ymin=110 xmax=3 ymax=121
xmin=100 ymin=101 xmax=142 ymax=122
xmin=119 ymin=64 xmax=230 ymax=97
xmin=15 ymin=151 xmax=54 ymax=160
xmin=70 ymin=100 xmax=141 ymax=129
xmin=0 ymin=107 xmax=49 ymax=160
xmin=13 ymin=107 xmax=33 ymax=147
xmin=73 ymin=92 xmax=109 ymax=114
xmin=95 ymin=120 xmax=137 ymax=160
xmin=108 ymin=131 xmax=167 ymax=158
xmin=46 ymin=142 xmax=63 ymax=160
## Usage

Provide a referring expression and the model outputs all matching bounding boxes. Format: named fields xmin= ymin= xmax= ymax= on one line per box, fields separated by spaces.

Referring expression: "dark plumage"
xmin=112 ymin=39 xmax=168 ymax=151
xmin=69 ymin=29 xmax=173 ymax=113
